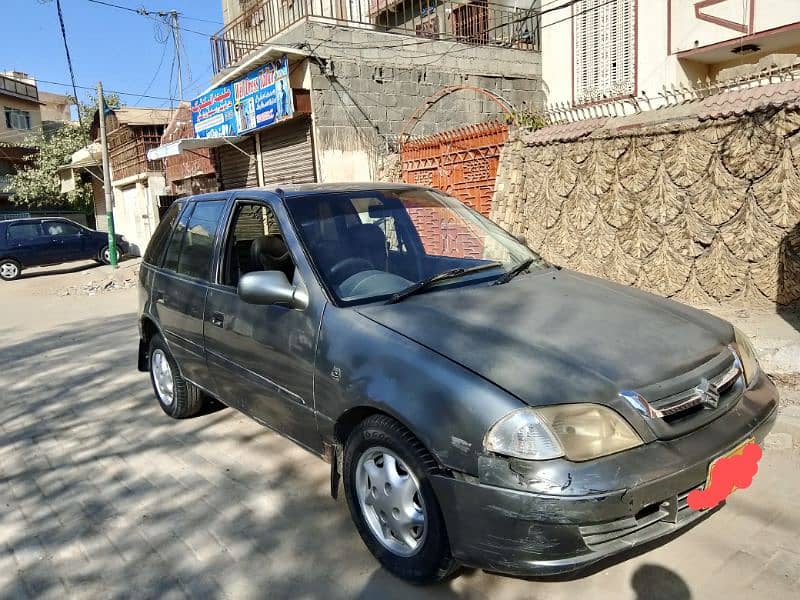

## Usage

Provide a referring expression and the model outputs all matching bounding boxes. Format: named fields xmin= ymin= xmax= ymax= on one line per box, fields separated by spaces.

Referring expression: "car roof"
xmin=188 ymin=183 xmax=431 ymax=203
xmin=0 ymin=217 xmax=42 ymax=225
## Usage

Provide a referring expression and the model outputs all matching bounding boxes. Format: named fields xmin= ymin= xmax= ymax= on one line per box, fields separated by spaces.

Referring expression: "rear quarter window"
xmin=143 ymin=202 xmax=183 ymax=266
xmin=6 ymin=223 xmax=42 ymax=242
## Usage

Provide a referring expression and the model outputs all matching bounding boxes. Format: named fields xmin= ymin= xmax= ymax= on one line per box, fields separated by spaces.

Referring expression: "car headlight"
xmin=733 ymin=327 xmax=760 ymax=387
xmin=484 ymin=404 xmax=643 ymax=462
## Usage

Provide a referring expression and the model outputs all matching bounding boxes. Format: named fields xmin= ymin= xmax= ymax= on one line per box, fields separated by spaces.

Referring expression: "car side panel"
xmin=313 ymin=306 xmax=523 ymax=475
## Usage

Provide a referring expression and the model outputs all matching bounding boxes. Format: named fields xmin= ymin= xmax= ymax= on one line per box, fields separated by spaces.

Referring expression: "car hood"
xmin=355 ymin=269 xmax=733 ymax=407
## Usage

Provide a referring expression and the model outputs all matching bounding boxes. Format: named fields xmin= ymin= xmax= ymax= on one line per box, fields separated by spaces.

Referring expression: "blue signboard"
xmin=191 ymin=54 xmax=294 ymax=139
xmin=191 ymin=85 xmax=236 ymax=139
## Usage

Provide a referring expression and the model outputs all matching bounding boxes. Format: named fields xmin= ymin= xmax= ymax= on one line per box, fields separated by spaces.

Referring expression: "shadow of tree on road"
xmin=0 ymin=314 xmax=477 ymax=599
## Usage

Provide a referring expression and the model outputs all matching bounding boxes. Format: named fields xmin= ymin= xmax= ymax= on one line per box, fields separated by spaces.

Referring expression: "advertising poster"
xmin=190 ymin=84 xmax=236 ymax=139
xmin=231 ymin=55 xmax=294 ymax=134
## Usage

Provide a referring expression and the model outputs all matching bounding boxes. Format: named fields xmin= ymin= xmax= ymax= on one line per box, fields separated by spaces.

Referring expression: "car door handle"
xmin=154 ymin=290 xmax=167 ymax=304
xmin=210 ymin=312 xmax=225 ymax=328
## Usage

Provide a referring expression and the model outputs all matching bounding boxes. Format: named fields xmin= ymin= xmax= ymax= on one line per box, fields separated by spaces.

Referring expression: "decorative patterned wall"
xmin=491 ymin=108 xmax=800 ymax=306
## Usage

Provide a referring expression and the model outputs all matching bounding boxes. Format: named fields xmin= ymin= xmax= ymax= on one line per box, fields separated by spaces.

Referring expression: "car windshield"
xmin=285 ymin=188 xmax=548 ymax=305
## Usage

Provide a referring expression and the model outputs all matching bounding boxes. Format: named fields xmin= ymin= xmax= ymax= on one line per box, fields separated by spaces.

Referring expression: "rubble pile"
xmin=58 ymin=264 xmax=140 ymax=297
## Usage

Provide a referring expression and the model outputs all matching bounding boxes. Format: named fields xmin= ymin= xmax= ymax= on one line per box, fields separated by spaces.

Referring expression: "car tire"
xmin=99 ymin=245 xmax=120 ymax=265
xmin=343 ymin=414 xmax=457 ymax=584
xmin=0 ymin=259 xmax=22 ymax=281
xmin=148 ymin=334 xmax=203 ymax=419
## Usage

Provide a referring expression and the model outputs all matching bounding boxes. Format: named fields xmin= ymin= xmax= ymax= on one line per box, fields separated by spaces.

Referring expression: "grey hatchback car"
xmin=137 ymin=184 xmax=777 ymax=583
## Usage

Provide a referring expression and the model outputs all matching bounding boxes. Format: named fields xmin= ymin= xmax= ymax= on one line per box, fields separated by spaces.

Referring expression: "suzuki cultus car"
xmin=137 ymin=185 xmax=777 ymax=583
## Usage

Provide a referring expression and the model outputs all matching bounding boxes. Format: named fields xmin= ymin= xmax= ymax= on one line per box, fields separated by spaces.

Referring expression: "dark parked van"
xmin=0 ymin=217 xmax=128 ymax=280
xmin=137 ymin=185 xmax=776 ymax=584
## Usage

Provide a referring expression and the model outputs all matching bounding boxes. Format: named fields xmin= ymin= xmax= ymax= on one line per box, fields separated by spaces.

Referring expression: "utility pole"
xmin=168 ymin=11 xmax=183 ymax=101
xmin=97 ymin=81 xmax=118 ymax=269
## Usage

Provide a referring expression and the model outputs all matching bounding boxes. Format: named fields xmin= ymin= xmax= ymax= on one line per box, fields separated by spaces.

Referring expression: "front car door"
xmin=203 ymin=194 xmax=326 ymax=454
xmin=41 ymin=219 xmax=85 ymax=262
xmin=152 ymin=197 xmax=228 ymax=391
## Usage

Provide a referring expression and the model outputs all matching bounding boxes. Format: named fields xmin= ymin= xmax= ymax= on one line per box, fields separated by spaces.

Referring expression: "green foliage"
xmin=2 ymin=94 xmax=121 ymax=209
xmin=507 ymin=109 xmax=549 ymax=131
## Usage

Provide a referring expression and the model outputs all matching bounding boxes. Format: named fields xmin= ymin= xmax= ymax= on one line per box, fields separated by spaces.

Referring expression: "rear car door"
xmin=152 ymin=198 xmax=228 ymax=390
xmin=4 ymin=221 xmax=49 ymax=266
xmin=203 ymin=196 xmax=323 ymax=453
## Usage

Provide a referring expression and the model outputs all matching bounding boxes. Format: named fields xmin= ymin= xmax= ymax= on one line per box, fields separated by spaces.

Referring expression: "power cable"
xmin=83 ymin=0 xmax=219 ymax=37
xmin=54 ymin=0 xmax=84 ymax=130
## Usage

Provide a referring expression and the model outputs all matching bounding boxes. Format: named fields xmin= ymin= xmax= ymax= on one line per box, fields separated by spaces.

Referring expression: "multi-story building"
xmin=173 ymin=0 xmax=544 ymax=191
xmin=541 ymin=0 xmax=800 ymax=114
xmin=0 ymin=71 xmax=72 ymax=205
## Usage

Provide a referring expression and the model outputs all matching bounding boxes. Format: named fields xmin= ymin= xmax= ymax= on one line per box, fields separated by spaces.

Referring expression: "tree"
xmin=2 ymin=93 xmax=121 ymax=210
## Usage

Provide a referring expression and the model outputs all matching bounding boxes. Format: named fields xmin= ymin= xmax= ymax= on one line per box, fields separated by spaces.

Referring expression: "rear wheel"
xmin=343 ymin=414 xmax=456 ymax=584
xmin=148 ymin=334 xmax=203 ymax=418
xmin=0 ymin=259 xmax=21 ymax=281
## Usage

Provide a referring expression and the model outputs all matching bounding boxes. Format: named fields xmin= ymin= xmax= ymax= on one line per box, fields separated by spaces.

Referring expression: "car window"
xmin=143 ymin=201 xmax=183 ymax=266
xmin=7 ymin=223 xmax=42 ymax=242
xmin=163 ymin=204 xmax=194 ymax=273
xmin=43 ymin=221 xmax=81 ymax=236
xmin=222 ymin=203 xmax=295 ymax=287
xmin=175 ymin=200 xmax=226 ymax=281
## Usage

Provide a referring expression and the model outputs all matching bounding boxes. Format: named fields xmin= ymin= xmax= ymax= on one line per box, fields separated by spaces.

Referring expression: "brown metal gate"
xmin=260 ymin=117 xmax=316 ymax=185
xmin=217 ymin=138 xmax=258 ymax=190
xmin=400 ymin=121 xmax=508 ymax=216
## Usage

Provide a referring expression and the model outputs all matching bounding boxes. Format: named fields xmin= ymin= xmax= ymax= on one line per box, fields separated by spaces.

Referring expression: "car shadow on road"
xmin=0 ymin=314 xmax=480 ymax=598
xmin=17 ymin=261 xmax=100 ymax=279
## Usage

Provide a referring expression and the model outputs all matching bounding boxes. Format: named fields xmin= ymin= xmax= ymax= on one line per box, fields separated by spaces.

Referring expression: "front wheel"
xmin=343 ymin=414 xmax=456 ymax=584
xmin=0 ymin=259 xmax=21 ymax=281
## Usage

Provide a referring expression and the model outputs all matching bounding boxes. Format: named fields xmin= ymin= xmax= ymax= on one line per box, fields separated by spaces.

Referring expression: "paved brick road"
xmin=1 ymin=263 xmax=799 ymax=599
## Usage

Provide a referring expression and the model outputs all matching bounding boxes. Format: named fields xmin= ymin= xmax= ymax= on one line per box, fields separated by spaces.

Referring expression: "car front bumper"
xmin=431 ymin=375 xmax=778 ymax=577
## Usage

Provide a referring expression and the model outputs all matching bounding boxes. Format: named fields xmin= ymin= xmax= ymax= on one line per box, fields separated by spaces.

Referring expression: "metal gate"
xmin=217 ymin=138 xmax=258 ymax=190
xmin=260 ymin=117 xmax=316 ymax=185
xmin=401 ymin=121 xmax=508 ymax=216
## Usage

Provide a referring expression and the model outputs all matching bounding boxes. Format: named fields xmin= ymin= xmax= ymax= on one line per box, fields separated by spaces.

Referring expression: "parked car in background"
xmin=0 ymin=217 xmax=128 ymax=281
xmin=137 ymin=184 xmax=777 ymax=583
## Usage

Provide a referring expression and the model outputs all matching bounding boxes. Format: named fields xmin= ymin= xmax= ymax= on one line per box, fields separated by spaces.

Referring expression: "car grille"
xmin=650 ymin=357 xmax=742 ymax=420
xmin=625 ymin=347 xmax=746 ymax=439
xmin=578 ymin=485 xmax=704 ymax=550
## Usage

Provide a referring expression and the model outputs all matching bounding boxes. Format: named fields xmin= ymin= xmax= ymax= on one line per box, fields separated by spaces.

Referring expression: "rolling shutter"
xmin=217 ymin=137 xmax=258 ymax=190
xmin=259 ymin=117 xmax=316 ymax=185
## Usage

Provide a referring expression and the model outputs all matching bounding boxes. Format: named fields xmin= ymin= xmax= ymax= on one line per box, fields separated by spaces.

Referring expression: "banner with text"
xmin=191 ymin=54 xmax=294 ymax=139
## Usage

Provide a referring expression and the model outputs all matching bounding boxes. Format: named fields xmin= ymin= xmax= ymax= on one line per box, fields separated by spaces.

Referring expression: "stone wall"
xmin=491 ymin=108 xmax=800 ymax=306
xmin=272 ymin=21 xmax=543 ymax=180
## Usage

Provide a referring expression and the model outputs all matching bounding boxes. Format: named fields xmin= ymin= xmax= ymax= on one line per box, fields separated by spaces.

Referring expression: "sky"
xmin=0 ymin=0 xmax=225 ymax=110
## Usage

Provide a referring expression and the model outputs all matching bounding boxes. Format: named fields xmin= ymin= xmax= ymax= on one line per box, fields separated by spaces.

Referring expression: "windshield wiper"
xmin=388 ymin=262 xmax=503 ymax=304
xmin=492 ymin=258 xmax=535 ymax=286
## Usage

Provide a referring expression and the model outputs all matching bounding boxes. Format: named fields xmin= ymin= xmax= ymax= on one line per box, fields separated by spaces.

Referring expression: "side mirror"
xmin=238 ymin=271 xmax=308 ymax=309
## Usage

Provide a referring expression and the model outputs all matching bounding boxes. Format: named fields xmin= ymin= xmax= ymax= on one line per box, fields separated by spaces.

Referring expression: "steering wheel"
xmin=329 ymin=257 xmax=374 ymax=284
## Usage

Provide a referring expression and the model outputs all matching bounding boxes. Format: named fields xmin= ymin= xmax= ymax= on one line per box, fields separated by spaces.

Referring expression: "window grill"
xmin=574 ymin=0 xmax=636 ymax=105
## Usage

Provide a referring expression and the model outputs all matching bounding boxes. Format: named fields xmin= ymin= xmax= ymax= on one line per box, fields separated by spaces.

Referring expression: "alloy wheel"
xmin=151 ymin=349 xmax=175 ymax=406
xmin=355 ymin=446 xmax=427 ymax=557
xmin=0 ymin=262 xmax=19 ymax=280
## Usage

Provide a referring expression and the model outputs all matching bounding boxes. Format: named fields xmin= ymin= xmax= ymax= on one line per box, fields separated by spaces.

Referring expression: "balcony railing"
xmin=211 ymin=0 xmax=540 ymax=73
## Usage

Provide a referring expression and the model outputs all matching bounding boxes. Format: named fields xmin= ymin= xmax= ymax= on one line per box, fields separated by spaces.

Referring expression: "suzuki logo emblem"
xmin=696 ymin=378 xmax=721 ymax=409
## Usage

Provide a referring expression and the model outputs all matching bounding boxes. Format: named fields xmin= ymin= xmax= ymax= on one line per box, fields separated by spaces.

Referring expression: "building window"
xmin=4 ymin=107 xmax=32 ymax=130
xmin=573 ymin=0 xmax=636 ymax=105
